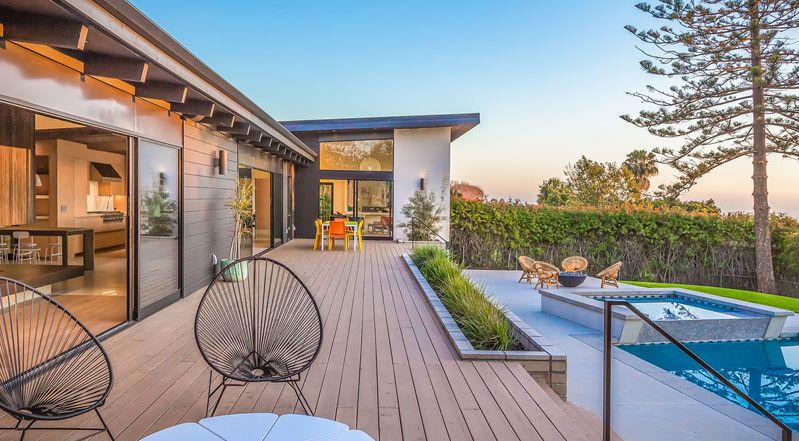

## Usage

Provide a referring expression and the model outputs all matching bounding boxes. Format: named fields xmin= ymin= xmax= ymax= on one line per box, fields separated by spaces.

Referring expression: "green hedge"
xmin=450 ymin=199 xmax=799 ymax=296
xmin=410 ymin=246 xmax=517 ymax=350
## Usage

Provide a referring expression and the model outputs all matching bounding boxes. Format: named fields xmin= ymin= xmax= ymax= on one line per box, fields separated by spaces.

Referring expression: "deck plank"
xmin=2 ymin=240 xmax=602 ymax=441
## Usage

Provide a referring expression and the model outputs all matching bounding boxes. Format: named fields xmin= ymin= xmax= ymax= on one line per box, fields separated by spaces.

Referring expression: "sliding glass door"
xmin=137 ymin=139 xmax=180 ymax=318
xmin=357 ymin=180 xmax=392 ymax=238
xmin=252 ymin=169 xmax=273 ymax=254
xmin=318 ymin=179 xmax=392 ymax=238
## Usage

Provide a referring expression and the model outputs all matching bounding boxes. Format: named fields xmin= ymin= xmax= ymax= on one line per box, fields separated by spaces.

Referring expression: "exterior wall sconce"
xmin=419 ymin=177 xmax=426 ymax=191
xmin=218 ymin=149 xmax=228 ymax=175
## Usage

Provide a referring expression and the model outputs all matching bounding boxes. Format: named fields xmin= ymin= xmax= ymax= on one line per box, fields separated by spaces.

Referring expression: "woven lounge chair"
xmin=518 ymin=256 xmax=537 ymax=283
xmin=597 ymin=262 xmax=623 ymax=288
xmin=195 ymin=257 xmax=323 ymax=417
xmin=561 ymin=256 xmax=588 ymax=272
xmin=0 ymin=277 xmax=115 ymax=440
xmin=533 ymin=261 xmax=560 ymax=289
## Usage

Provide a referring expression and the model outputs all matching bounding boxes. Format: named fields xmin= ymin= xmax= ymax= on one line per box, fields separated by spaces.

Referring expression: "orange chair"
xmin=313 ymin=219 xmax=323 ymax=250
xmin=328 ymin=220 xmax=348 ymax=250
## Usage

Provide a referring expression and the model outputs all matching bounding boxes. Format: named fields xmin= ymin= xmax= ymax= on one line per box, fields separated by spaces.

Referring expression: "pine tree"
xmin=622 ymin=0 xmax=799 ymax=293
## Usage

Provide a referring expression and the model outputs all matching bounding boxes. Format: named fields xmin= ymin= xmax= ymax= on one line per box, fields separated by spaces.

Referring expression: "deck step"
xmin=538 ymin=380 xmax=623 ymax=441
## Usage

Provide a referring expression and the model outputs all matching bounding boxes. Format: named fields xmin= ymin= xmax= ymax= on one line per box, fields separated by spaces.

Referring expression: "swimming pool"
xmin=622 ymin=338 xmax=799 ymax=431
xmin=594 ymin=294 xmax=750 ymax=320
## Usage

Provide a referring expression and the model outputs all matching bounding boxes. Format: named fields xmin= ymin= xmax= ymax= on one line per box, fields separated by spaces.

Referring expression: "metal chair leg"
xmin=288 ymin=381 xmax=314 ymax=415
xmin=18 ymin=420 xmax=33 ymax=441
xmin=205 ymin=371 xmax=228 ymax=417
xmin=96 ymin=409 xmax=115 ymax=441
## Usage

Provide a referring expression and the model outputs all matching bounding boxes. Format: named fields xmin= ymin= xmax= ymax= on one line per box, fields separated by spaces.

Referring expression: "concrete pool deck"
xmin=466 ymin=269 xmax=785 ymax=441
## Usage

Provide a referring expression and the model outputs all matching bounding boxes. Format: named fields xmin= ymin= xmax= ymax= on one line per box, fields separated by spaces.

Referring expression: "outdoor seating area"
xmin=314 ymin=219 xmax=364 ymax=251
xmin=517 ymin=255 xmax=623 ymax=290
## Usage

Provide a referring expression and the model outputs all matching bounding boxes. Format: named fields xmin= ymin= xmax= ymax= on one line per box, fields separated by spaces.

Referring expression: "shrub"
xmin=399 ymin=188 xmax=444 ymax=241
xmin=411 ymin=246 xmax=517 ymax=350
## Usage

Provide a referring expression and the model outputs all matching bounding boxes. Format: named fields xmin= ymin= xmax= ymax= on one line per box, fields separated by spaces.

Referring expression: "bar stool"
xmin=0 ymin=236 xmax=10 ymax=263
xmin=44 ymin=239 xmax=63 ymax=264
xmin=13 ymin=231 xmax=41 ymax=264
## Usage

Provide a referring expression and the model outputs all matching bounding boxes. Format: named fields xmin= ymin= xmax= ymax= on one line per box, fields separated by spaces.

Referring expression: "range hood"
xmin=90 ymin=162 xmax=122 ymax=182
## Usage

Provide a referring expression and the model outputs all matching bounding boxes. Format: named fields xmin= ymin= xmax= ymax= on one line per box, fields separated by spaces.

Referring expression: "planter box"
xmin=402 ymin=254 xmax=568 ymax=399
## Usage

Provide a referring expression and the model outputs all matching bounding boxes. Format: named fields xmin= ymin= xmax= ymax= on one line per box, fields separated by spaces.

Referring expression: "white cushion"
xmin=199 ymin=413 xmax=279 ymax=441
xmin=263 ymin=414 xmax=348 ymax=441
xmin=140 ymin=423 xmax=222 ymax=441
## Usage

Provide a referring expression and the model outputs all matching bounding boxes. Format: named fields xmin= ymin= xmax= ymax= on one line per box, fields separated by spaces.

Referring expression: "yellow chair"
xmin=313 ymin=219 xmax=323 ymax=250
xmin=346 ymin=220 xmax=364 ymax=251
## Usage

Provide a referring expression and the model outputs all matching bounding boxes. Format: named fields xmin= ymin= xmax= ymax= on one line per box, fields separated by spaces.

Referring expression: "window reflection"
xmin=320 ymin=140 xmax=393 ymax=171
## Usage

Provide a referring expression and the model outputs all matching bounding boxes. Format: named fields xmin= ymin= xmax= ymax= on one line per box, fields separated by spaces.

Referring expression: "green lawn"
xmin=624 ymin=281 xmax=799 ymax=312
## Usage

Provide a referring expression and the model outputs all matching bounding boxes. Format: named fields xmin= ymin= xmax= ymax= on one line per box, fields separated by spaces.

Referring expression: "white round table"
xmin=141 ymin=413 xmax=374 ymax=441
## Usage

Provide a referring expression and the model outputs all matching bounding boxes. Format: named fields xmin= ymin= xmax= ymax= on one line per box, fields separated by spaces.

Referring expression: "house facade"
xmin=0 ymin=0 xmax=478 ymax=335
xmin=284 ymin=114 xmax=479 ymax=242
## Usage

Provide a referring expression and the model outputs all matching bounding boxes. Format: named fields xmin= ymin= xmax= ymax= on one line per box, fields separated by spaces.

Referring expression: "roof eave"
xmin=62 ymin=0 xmax=316 ymax=160
xmin=281 ymin=112 xmax=480 ymax=142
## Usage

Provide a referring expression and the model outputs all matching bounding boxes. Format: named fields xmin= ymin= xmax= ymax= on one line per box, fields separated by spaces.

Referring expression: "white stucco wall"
xmin=393 ymin=127 xmax=452 ymax=241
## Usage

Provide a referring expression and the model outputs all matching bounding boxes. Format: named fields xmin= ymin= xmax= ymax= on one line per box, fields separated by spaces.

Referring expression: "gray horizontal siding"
xmin=182 ymin=122 xmax=237 ymax=297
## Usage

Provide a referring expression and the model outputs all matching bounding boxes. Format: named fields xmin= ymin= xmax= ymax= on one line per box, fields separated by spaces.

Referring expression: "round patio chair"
xmin=561 ymin=256 xmax=588 ymax=273
xmin=0 ymin=277 xmax=114 ymax=440
xmin=195 ymin=256 xmax=323 ymax=417
xmin=517 ymin=256 xmax=537 ymax=283
xmin=597 ymin=261 xmax=623 ymax=288
xmin=533 ymin=261 xmax=560 ymax=289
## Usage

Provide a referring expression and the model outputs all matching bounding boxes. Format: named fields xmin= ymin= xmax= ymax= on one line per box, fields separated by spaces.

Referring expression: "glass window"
xmin=319 ymin=139 xmax=393 ymax=171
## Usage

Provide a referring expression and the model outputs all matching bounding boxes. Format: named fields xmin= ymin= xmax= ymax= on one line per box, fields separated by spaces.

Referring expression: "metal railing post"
xmin=602 ymin=300 xmax=793 ymax=441
xmin=603 ymin=303 xmax=612 ymax=441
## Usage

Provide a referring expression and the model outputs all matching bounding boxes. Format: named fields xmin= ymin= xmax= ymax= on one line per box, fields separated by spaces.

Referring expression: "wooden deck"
xmin=2 ymin=240 xmax=603 ymax=441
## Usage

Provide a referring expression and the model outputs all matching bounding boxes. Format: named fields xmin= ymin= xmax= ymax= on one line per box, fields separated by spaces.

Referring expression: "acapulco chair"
xmin=194 ymin=256 xmax=323 ymax=417
xmin=0 ymin=277 xmax=114 ymax=440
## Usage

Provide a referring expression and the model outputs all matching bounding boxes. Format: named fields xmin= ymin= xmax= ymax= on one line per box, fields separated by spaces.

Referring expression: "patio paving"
xmin=0 ymin=240 xmax=604 ymax=441
xmin=466 ymin=269 xmax=784 ymax=441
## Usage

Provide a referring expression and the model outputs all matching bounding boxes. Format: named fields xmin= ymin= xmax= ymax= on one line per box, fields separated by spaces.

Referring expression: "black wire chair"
xmin=195 ymin=256 xmax=323 ymax=417
xmin=0 ymin=277 xmax=114 ymax=440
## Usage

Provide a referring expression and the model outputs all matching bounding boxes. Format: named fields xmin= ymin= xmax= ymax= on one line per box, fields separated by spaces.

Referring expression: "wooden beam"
xmin=199 ymin=112 xmax=235 ymax=127
xmin=84 ymin=53 xmax=149 ymax=82
xmin=239 ymin=129 xmax=262 ymax=143
xmin=1 ymin=9 xmax=88 ymax=50
xmin=254 ymin=136 xmax=273 ymax=151
xmin=170 ymin=100 xmax=215 ymax=117
xmin=136 ymin=81 xmax=188 ymax=103
xmin=218 ymin=121 xmax=250 ymax=136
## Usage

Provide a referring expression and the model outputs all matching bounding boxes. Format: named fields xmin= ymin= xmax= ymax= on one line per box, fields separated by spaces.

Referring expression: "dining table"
xmin=320 ymin=220 xmax=358 ymax=251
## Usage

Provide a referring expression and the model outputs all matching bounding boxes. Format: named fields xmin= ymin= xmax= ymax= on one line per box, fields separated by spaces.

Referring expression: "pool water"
xmin=622 ymin=338 xmax=799 ymax=431
xmin=595 ymin=294 xmax=742 ymax=320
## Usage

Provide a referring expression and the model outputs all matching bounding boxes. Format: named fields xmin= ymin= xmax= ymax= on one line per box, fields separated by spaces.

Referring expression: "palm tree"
xmin=623 ymin=149 xmax=659 ymax=194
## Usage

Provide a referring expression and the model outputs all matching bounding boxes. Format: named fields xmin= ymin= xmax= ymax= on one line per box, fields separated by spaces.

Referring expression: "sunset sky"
xmin=131 ymin=0 xmax=799 ymax=216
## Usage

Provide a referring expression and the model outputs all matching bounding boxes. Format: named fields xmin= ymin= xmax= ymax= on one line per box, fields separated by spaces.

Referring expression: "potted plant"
xmin=221 ymin=178 xmax=253 ymax=282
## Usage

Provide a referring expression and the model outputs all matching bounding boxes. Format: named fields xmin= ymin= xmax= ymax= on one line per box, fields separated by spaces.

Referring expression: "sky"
xmin=130 ymin=0 xmax=798 ymax=216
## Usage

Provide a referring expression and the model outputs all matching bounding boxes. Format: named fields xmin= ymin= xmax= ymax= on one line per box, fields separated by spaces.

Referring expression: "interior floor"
xmin=47 ymin=248 xmax=127 ymax=335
